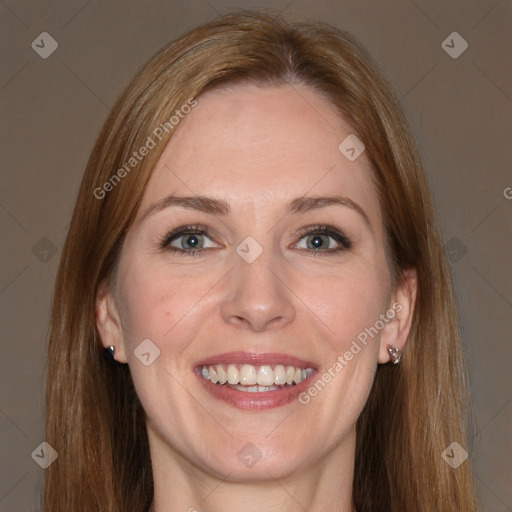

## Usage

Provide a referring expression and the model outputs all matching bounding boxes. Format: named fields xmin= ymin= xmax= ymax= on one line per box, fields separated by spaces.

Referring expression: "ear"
xmin=95 ymin=278 xmax=128 ymax=363
xmin=378 ymin=268 xmax=418 ymax=364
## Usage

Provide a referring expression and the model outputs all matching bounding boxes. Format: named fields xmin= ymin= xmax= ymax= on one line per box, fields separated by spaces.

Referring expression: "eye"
xmin=158 ymin=223 xmax=352 ymax=258
xmin=292 ymin=225 xmax=352 ymax=256
xmin=158 ymin=224 xmax=219 ymax=257
xmin=170 ymin=232 xmax=216 ymax=251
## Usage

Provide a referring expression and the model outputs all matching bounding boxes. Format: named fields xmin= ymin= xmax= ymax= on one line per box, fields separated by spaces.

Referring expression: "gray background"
xmin=1 ymin=0 xmax=511 ymax=510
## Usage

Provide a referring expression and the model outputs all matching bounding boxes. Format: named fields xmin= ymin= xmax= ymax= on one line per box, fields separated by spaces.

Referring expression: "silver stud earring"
xmin=386 ymin=345 xmax=402 ymax=364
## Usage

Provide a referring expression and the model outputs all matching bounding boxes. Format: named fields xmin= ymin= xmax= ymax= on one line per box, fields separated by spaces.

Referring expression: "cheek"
xmin=117 ymin=241 xmax=392 ymax=355
xmin=296 ymin=264 xmax=390 ymax=431
xmin=116 ymin=253 xmax=223 ymax=364
xmin=114 ymin=259 xmax=207 ymax=417
xmin=311 ymin=260 xmax=391 ymax=351
xmin=117 ymin=269 xmax=175 ymax=346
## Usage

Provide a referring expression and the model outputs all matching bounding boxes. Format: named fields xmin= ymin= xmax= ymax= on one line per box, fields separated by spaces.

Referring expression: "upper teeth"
xmin=201 ymin=364 xmax=313 ymax=386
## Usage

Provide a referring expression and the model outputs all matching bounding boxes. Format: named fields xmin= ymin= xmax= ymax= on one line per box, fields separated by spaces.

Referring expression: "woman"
xmin=44 ymin=9 xmax=478 ymax=512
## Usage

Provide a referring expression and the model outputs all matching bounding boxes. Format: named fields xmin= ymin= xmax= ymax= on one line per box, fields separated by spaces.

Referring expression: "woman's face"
xmin=97 ymin=83 xmax=414 ymax=482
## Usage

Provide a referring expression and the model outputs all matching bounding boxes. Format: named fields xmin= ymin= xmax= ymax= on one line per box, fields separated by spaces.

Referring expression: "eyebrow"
xmin=139 ymin=194 xmax=371 ymax=228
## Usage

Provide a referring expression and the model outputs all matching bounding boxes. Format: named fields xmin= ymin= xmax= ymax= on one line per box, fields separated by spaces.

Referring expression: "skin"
xmin=96 ymin=83 xmax=417 ymax=512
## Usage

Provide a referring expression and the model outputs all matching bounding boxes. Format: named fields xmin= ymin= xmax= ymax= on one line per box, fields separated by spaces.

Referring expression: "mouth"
xmin=194 ymin=352 xmax=318 ymax=410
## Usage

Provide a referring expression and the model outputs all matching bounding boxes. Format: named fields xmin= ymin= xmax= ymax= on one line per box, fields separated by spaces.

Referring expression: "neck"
xmin=147 ymin=424 xmax=357 ymax=512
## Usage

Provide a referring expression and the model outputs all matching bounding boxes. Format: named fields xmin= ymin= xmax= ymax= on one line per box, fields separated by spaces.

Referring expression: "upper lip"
xmin=195 ymin=351 xmax=318 ymax=369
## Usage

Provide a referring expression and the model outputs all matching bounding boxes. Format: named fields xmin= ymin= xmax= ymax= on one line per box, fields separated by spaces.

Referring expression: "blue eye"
xmin=158 ymin=224 xmax=216 ymax=258
xmin=293 ymin=226 xmax=352 ymax=255
xmin=158 ymin=224 xmax=352 ymax=258
xmin=169 ymin=232 xmax=215 ymax=251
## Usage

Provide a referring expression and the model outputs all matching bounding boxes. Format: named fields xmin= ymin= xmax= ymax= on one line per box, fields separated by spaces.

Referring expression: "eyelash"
xmin=157 ymin=224 xmax=352 ymax=258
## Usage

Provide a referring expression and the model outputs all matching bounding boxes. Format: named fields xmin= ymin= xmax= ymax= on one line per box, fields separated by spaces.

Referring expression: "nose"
xmin=220 ymin=247 xmax=296 ymax=332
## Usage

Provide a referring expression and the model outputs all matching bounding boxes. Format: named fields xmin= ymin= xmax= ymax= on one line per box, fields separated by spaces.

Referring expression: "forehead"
xmin=135 ymin=83 xmax=381 ymax=225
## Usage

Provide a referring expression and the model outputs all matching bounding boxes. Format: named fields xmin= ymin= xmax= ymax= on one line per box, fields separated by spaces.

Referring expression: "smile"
xmin=201 ymin=363 xmax=314 ymax=391
xmin=194 ymin=352 xmax=318 ymax=410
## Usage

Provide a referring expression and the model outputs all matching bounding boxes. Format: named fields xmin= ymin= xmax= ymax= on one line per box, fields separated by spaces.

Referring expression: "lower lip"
xmin=195 ymin=370 xmax=317 ymax=411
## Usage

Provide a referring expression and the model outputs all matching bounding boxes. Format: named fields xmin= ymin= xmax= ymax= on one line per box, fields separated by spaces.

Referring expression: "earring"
xmin=105 ymin=345 xmax=117 ymax=364
xmin=386 ymin=345 xmax=402 ymax=364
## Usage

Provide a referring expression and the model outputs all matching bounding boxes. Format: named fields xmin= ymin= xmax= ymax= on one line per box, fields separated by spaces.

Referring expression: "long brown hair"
xmin=44 ymin=9 xmax=477 ymax=511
